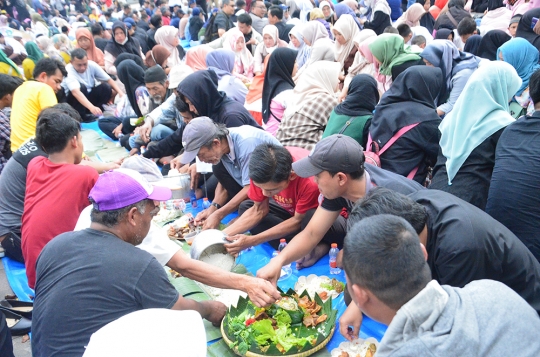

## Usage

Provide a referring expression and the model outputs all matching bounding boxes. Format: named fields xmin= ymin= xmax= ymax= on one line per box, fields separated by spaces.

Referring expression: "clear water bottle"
xmin=202 ymin=197 xmax=211 ymax=210
xmin=190 ymin=189 xmax=197 ymax=208
xmin=278 ymin=239 xmax=292 ymax=276
xmin=329 ymin=243 xmax=341 ymax=275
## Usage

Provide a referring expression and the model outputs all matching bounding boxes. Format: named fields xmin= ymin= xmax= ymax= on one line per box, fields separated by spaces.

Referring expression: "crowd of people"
xmin=1 ymin=0 xmax=540 ymax=355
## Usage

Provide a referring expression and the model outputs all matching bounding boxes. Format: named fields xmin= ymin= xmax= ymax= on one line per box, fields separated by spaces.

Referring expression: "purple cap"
xmin=89 ymin=168 xmax=171 ymax=211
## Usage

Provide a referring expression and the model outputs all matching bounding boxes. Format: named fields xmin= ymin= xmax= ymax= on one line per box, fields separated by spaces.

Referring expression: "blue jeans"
xmin=129 ymin=124 xmax=175 ymax=150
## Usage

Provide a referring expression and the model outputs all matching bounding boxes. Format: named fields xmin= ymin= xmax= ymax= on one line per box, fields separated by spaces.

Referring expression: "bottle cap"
xmin=331 ymin=243 xmax=337 ymax=248
xmin=203 ymin=198 xmax=208 ymax=201
xmin=280 ymin=238 xmax=286 ymax=243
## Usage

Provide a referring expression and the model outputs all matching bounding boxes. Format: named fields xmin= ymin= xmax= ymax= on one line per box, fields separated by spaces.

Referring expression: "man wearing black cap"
xmin=257 ymin=134 xmax=424 ymax=285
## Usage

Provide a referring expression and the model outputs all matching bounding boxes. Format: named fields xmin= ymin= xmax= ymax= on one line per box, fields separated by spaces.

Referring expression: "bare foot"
xmin=296 ymin=243 xmax=330 ymax=269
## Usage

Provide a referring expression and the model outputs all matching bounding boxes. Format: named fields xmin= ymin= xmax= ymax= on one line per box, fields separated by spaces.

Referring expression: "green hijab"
xmin=0 ymin=48 xmax=21 ymax=76
xmin=25 ymin=41 xmax=44 ymax=63
xmin=369 ymin=34 xmax=421 ymax=76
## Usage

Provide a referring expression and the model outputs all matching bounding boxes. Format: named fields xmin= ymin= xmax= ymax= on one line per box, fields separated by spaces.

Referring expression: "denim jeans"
xmin=129 ymin=124 xmax=175 ymax=150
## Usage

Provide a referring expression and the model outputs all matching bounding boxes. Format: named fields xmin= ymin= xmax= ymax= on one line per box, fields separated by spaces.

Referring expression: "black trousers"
xmin=239 ymin=200 xmax=347 ymax=249
xmin=0 ymin=312 xmax=14 ymax=357
xmin=212 ymin=161 xmax=244 ymax=202
xmin=97 ymin=116 xmax=138 ymax=149
xmin=66 ymin=83 xmax=112 ymax=119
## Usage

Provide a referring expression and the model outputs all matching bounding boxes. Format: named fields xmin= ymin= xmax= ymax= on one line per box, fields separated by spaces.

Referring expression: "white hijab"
xmin=154 ymin=26 xmax=182 ymax=67
xmin=333 ymin=14 xmax=361 ymax=67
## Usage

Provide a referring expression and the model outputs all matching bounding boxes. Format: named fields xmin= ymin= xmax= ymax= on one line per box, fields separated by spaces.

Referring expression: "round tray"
xmin=221 ymin=319 xmax=335 ymax=357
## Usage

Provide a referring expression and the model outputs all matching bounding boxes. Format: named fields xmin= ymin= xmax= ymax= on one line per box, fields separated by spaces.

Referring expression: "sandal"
xmin=0 ymin=300 xmax=33 ymax=319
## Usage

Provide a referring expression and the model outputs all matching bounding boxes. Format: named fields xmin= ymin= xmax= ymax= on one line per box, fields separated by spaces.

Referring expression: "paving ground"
xmin=0 ymin=259 xmax=32 ymax=357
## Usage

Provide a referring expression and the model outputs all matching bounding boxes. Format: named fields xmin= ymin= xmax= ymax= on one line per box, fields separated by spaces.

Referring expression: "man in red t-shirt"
xmin=22 ymin=110 xmax=99 ymax=289
xmin=224 ymin=144 xmax=346 ymax=255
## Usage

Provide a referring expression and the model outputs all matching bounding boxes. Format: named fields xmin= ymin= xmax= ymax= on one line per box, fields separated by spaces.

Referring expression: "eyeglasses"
xmin=254 ymin=5 xmax=266 ymax=9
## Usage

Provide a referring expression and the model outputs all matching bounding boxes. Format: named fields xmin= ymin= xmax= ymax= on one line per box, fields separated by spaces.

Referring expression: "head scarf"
xmin=358 ymin=34 xmax=378 ymax=63
xmin=206 ymin=49 xmax=235 ymax=79
xmin=0 ymin=15 xmax=8 ymax=28
xmin=296 ymin=0 xmax=314 ymax=23
xmin=288 ymin=25 xmax=310 ymax=68
xmin=31 ymin=13 xmax=48 ymax=26
xmin=369 ymin=34 xmax=421 ymax=76
xmin=76 ymin=28 xmax=104 ymax=66
xmin=262 ymin=25 xmax=280 ymax=54
xmin=370 ymin=66 xmax=442 ymax=147
xmin=335 ymin=74 xmax=379 ymax=117
xmin=114 ymin=53 xmax=147 ymax=69
xmin=287 ymin=0 xmax=300 ymax=17
xmin=310 ymin=8 xmax=325 ymax=20
xmin=52 ymin=34 xmax=73 ymax=53
xmin=36 ymin=36 xmax=62 ymax=60
xmin=223 ymin=28 xmax=254 ymax=76
xmin=334 ymin=3 xmax=362 ymax=29
xmin=144 ymin=45 xmax=171 ymax=67
xmin=262 ymin=48 xmax=297 ymax=123
xmin=0 ymin=49 xmax=21 ymax=76
xmin=24 ymin=41 xmax=44 ymax=63
xmin=185 ymin=45 xmax=213 ymax=71
xmin=300 ymin=20 xmax=329 ymax=46
xmin=333 ymin=14 xmax=361 ymax=67
xmin=463 ymin=34 xmax=481 ymax=55
xmin=399 ymin=3 xmax=425 ymax=27
xmin=319 ymin=0 xmax=334 ymax=21
xmin=154 ymin=25 xmax=182 ymax=66
xmin=105 ymin=21 xmax=142 ymax=58
xmin=285 ymin=61 xmax=341 ymax=117
xmin=497 ymin=37 xmax=540 ymax=96
xmin=364 ymin=0 xmax=392 ymax=17
xmin=516 ymin=8 xmax=540 ymax=51
xmin=477 ymin=29 xmax=511 ymax=60
xmin=347 ymin=30 xmax=377 ymax=77
xmin=420 ymin=40 xmax=479 ymax=94
xmin=434 ymin=28 xmax=453 ymax=40
xmin=439 ymin=61 xmax=521 ymax=184
xmin=177 ymin=70 xmax=225 ymax=117
xmin=117 ymin=59 xmax=146 ymax=117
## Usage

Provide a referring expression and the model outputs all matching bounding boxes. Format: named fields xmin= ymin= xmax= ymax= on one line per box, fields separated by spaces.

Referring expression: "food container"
xmin=157 ymin=173 xmax=191 ymax=200
xmin=190 ymin=229 xmax=235 ymax=271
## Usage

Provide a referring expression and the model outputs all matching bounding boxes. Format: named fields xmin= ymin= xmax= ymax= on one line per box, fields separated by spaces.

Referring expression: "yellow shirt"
xmin=60 ymin=51 xmax=71 ymax=64
xmin=10 ymin=81 xmax=58 ymax=151
xmin=22 ymin=58 xmax=36 ymax=80
xmin=0 ymin=62 xmax=23 ymax=78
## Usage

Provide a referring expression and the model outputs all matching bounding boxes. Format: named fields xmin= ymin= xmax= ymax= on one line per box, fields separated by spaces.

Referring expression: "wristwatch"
xmin=211 ymin=202 xmax=222 ymax=209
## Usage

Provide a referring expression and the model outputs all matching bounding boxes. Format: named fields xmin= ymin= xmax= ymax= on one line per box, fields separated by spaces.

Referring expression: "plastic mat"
xmin=1 ymin=257 xmax=34 ymax=302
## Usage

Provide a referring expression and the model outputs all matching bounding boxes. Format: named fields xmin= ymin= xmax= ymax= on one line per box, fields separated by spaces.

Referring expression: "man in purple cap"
xmin=31 ymin=169 xmax=227 ymax=357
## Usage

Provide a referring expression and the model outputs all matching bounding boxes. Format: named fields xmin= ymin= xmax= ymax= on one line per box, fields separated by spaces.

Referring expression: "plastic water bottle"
xmin=202 ymin=198 xmax=211 ymax=210
xmin=190 ymin=190 xmax=197 ymax=208
xmin=278 ymin=239 xmax=292 ymax=276
xmin=329 ymin=243 xmax=341 ymax=275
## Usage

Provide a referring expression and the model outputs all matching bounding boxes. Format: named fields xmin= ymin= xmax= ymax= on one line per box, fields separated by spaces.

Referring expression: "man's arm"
xmin=213 ymin=185 xmax=250 ymax=220
xmin=107 ymin=77 xmax=124 ymax=96
xmin=223 ymin=198 xmax=269 ymax=236
xmin=171 ymin=294 xmax=227 ymax=326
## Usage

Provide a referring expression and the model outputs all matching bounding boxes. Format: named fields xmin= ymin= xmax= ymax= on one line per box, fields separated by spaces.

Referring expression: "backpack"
xmin=365 ymin=123 xmax=420 ymax=179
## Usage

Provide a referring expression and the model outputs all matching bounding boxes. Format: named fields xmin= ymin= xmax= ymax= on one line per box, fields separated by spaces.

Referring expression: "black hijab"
xmin=178 ymin=70 xmax=226 ymax=117
xmin=262 ymin=48 xmax=297 ymax=124
xmin=370 ymin=66 xmax=443 ymax=147
xmin=477 ymin=29 xmax=511 ymax=60
xmin=435 ymin=28 xmax=453 ymax=40
xmin=117 ymin=59 xmax=146 ymax=118
xmin=104 ymin=21 xmax=142 ymax=58
xmin=114 ymin=53 xmax=147 ymax=69
xmin=335 ymin=74 xmax=379 ymax=117
xmin=463 ymin=34 xmax=482 ymax=55
xmin=517 ymin=8 xmax=540 ymax=52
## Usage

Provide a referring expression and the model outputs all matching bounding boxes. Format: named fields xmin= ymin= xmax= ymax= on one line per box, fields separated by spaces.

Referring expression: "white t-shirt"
xmin=63 ymin=60 xmax=111 ymax=94
xmin=75 ymin=205 xmax=180 ymax=266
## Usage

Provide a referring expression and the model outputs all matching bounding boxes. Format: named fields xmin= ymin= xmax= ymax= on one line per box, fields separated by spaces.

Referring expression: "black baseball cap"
xmin=292 ymin=135 xmax=365 ymax=177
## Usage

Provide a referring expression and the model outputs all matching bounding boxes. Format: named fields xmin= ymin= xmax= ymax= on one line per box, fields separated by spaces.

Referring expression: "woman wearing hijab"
xmin=310 ymin=8 xmax=334 ymax=39
xmin=296 ymin=20 xmax=333 ymax=77
xmin=477 ymin=29 xmax=511 ymax=59
xmin=36 ymin=36 xmax=63 ymax=61
xmin=429 ymin=61 xmax=521 ymax=210
xmin=498 ymin=37 xmax=540 ymax=116
xmin=22 ymin=42 xmax=43 ymax=79
xmin=296 ymin=0 xmax=314 ymax=23
xmin=276 ymin=61 xmax=341 ymax=150
xmin=434 ymin=0 xmax=470 ymax=31
xmin=369 ymin=33 xmax=422 ymax=83
xmin=395 ymin=3 xmax=426 ymax=27
xmin=206 ymin=49 xmax=248 ymax=104
xmin=0 ymin=49 xmax=22 ymax=77
xmin=104 ymin=21 xmax=144 ymax=76
xmin=288 ymin=25 xmax=310 ymax=69
xmin=368 ymin=66 xmax=442 ymax=184
xmin=185 ymin=45 xmax=213 ymax=71
xmin=333 ymin=3 xmax=363 ymax=29
xmin=341 ymin=29 xmax=378 ymax=97
xmin=333 ymin=14 xmax=360 ymax=79
xmin=319 ymin=1 xmax=335 ymax=25
xmin=52 ymin=34 xmax=73 ymax=64
xmin=516 ymin=8 xmax=540 ymax=52
xmin=360 ymin=0 xmax=392 ymax=35
xmin=261 ymin=48 xmax=297 ymax=136
xmin=323 ymin=74 xmax=379 ymax=148
xmin=254 ymin=25 xmax=288 ymax=76
xmin=480 ymin=0 xmax=512 ymax=33
xmin=417 ymin=0 xmax=436 ymax=33
xmin=223 ymin=29 xmax=254 ymax=81
xmin=420 ymin=40 xmax=480 ymax=116
xmin=144 ymin=45 xmax=171 ymax=71
xmin=76 ymin=28 xmax=104 ymax=67
xmin=154 ymin=25 xmax=185 ymax=68
xmin=434 ymin=28 xmax=454 ymax=40
xmin=31 ymin=13 xmax=49 ymax=37
xmin=463 ymin=34 xmax=481 ymax=54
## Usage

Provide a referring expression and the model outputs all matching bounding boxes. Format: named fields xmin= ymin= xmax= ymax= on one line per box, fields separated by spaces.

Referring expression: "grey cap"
xmin=180 ymin=117 xmax=218 ymax=164
xmin=292 ymin=135 xmax=365 ymax=177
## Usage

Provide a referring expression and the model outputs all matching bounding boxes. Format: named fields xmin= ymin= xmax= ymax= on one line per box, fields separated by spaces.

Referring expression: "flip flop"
xmin=0 ymin=300 xmax=33 ymax=319
xmin=1 ymin=309 xmax=31 ymax=336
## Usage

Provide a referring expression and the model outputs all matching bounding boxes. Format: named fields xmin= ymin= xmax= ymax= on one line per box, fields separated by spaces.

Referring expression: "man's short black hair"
xmin=343 ymin=215 xmax=432 ymax=310
xmin=33 ymin=58 xmax=67 ymax=79
xmin=175 ymin=95 xmax=190 ymax=113
xmin=236 ymin=0 xmax=246 ymax=7
xmin=530 ymin=68 xmax=540 ymax=105
xmin=268 ymin=5 xmax=283 ymax=19
xmin=348 ymin=187 xmax=428 ymax=234
xmin=124 ymin=4 xmax=131 ymax=10
xmin=383 ymin=26 xmax=399 ymax=34
xmin=35 ymin=110 xmax=81 ymax=154
xmin=51 ymin=103 xmax=83 ymax=122
xmin=150 ymin=14 xmax=162 ymax=27
xmin=237 ymin=13 xmax=252 ymax=25
xmin=397 ymin=23 xmax=412 ymax=38
xmin=411 ymin=35 xmax=426 ymax=46
xmin=249 ymin=144 xmax=292 ymax=184
xmin=91 ymin=23 xmax=103 ymax=35
xmin=448 ymin=0 xmax=465 ymax=8
xmin=0 ymin=74 xmax=23 ymax=99
xmin=457 ymin=16 xmax=476 ymax=36
xmin=71 ymin=48 xmax=87 ymax=60
xmin=104 ymin=10 xmax=112 ymax=17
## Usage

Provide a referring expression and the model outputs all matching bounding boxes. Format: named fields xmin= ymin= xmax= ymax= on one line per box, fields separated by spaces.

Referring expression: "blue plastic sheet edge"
xmin=1 ymin=257 xmax=34 ymax=302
